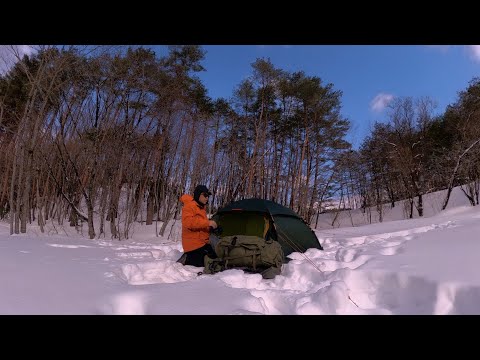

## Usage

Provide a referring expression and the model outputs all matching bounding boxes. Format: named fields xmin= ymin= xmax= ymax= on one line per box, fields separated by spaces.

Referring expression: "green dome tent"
xmin=213 ymin=198 xmax=323 ymax=258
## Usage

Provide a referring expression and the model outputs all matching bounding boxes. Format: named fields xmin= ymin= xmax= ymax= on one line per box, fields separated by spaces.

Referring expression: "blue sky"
xmin=155 ymin=45 xmax=480 ymax=149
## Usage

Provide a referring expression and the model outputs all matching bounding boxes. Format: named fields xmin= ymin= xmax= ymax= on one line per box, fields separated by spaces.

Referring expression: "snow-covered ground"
xmin=1 ymin=186 xmax=480 ymax=315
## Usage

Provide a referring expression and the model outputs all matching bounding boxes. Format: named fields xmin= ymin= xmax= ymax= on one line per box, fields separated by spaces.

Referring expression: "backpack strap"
xmin=224 ymin=236 xmax=238 ymax=269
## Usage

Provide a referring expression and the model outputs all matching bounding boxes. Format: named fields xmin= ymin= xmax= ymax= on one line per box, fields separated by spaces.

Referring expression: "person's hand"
xmin=209 ymin=220 xmax=217 ymax=229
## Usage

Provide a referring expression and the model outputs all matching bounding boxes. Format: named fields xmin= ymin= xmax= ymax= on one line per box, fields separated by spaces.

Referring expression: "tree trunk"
xmin=98 ymin=186 xmax=108 ymax=236
xmin=417 ymin=193 xmax=423 ymax=217
xmin=21 ymin=149 xmax=33 ymax=233
xmin=86 ymin=198 xmax=95 ymax=239
xmin=15 ymin=146 xmax=26 ymax=234
xmin=37 ymin=177 xmax=45 ymax=233
xmin=442 ymin=138 xmax=480 ymax=210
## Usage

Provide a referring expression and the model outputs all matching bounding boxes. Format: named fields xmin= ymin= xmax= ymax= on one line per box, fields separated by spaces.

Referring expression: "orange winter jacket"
xmin=179 ymin=194 xmax=210 ymax=252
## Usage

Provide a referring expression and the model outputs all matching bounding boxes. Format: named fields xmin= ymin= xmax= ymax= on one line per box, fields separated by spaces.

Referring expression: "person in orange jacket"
xmin=179 ymin=185 xmax=218 ymax=267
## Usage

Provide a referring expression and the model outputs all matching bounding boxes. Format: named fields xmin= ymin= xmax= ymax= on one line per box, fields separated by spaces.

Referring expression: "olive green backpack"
xmin=203 ymin=235 xmax=284 ymax=279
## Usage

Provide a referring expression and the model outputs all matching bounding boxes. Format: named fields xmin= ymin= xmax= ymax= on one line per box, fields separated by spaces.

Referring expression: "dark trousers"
xmin=184 ymin=244 xmax=217 ymax=267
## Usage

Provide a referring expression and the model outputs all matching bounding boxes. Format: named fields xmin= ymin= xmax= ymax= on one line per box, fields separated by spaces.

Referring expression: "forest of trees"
xmin=0 ymin=45 xmax=479 ymax=239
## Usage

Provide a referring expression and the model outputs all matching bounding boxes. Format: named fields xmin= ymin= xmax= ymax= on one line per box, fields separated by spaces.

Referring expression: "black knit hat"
xmin=193 ymin=185 xmax=212 ymax=202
